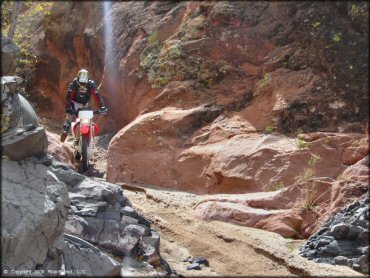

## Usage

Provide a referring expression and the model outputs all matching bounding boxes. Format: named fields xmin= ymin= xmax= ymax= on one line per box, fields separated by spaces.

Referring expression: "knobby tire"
xmin=81 ymin=135 xmax=89 ymax=171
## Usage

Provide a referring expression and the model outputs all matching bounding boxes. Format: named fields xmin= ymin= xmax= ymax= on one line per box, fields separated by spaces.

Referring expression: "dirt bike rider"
xmin=60 ymin=69 xmax=107 ymax=142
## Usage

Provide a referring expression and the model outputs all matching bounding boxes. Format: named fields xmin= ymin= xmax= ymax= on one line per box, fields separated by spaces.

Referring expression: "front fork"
xmin=79 ymin=123 xmax=94 ymax=160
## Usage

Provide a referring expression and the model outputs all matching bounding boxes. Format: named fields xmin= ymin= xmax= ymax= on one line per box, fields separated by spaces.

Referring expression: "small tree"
xmin=8 ymin=1 xmax=20 ymax=39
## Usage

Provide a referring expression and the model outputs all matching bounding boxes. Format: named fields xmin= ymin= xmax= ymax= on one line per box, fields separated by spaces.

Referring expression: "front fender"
xmin=80 ymin=124 xmax=90 ymax=135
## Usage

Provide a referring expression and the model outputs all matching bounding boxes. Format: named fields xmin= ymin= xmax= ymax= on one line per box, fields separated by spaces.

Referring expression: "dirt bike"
xmin=70 ymin=107 xmax=106 ymax=171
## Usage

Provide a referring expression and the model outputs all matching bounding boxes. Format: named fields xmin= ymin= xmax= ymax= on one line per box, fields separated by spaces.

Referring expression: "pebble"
xmin=186 ymin=263 xmax=201 ymax=270
xmin=193 ymin=257 xmax=209 ymax=267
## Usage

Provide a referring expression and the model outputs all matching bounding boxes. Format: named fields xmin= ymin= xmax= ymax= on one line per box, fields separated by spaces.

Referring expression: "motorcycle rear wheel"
xmin=81 ymin=135 xmax=89 ymax=171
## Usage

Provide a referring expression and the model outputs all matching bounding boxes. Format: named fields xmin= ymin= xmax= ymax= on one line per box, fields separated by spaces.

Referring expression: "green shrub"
xmin=265 ymin=124 xmax=274 ymax=133
xmin=148 ymin=30 xmax=158 ymax=45
xmin=266 ymin=181 xmax=285 ymax=192
xmin=332 ymin=33 xmax=341 ymax=43
xmin=295 ymin=154 xmax=321 ymax=211
xmin=297 ymin=138 xmax=307 ymax=149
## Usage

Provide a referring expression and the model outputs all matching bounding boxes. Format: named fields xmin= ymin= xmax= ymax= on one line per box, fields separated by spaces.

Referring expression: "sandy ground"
xmin=120 ymin=183 xmax=362 ymax=277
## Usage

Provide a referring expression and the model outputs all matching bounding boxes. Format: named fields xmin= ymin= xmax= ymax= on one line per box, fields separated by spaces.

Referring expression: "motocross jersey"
xmin=66 ymin=78 xmax=104 ymax=109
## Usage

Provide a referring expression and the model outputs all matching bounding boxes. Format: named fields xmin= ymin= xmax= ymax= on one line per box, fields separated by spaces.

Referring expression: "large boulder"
xmin=19 ymin=93 xmax=39 ymax=127
xmin=2 ymin=126 xmax=48 ymax=160
xmin=108 ymin=125 xmax=366 ymax=196
xmin=1 ymin=158 xmax=70 ymax=271
xmin=2 ymin=76 xmax=47 ymax=161
xmin=194 ymin=140 xmax=368 ymax=238
xmin=107 ymin=105 xmax=223 ymax=193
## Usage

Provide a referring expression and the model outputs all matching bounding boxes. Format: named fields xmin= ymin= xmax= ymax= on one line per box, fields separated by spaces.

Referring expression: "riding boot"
xmin=60 ymin=121 xmax=70 ymax=142
xmin=73 ymin=139 xmax=81 ymax=160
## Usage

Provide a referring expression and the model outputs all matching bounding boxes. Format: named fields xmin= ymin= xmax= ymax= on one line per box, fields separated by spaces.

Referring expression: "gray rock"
xmin=75 ymin=206 xmax=100 ymax=217
xmin=51 ymin=167 xmax=86 ymax=189
xmin=357 ymin=255 xmax=369 ymax=274
xmin=186 ymin=263 xmax=202 ymax=270
xmin=120 ymin=206 xmax=136 ymax=218
xmin=1 ymin=36 xmax=20 ymax=75
xmin=60 ymin=170 xmax=170 ymax=274
xmin=357 ymin=246 xmax=369 ymax=255
xmin=101 ymin=188 xmax=117 ymax=205
xmin=313 ymin=258 xmax=334 ymax=264
xmin=71 ymin=178 xmax=128 ymax=206
xmin=346 ymin=225 xmax=365 ymax=240
xmin=334 ymin=256 xmax=352 ymax=267
xmin=316 ymin=228 xmax=328 ymax=235
xmin=121 ymin=215 xmax=140 ymax=225
xmin=124 ymin=224 xmax=151 ymax=238
xmin=72 ymin=199 xmax=109 ymax=211
xmin=119 ymin=206 xmax=151 ymax=226
xmin=300 ymin=193 xmax=369 ymax=274
xmin=64 ymin=239 xmax=120 ymax=276
xmin=37 ymin=154 xmax=54 ymax=166
xmin=98 ymin=220 xmax=138 ymax=256
xmin=353 ymin=264 xmax=362 ymax=272
xmin=142 ymin=242 xmax=157 ymax=259
xmin=336 ymin=240 xmax=356 ymax=256
xmin=315 ymin=237 xmax=332 ymax=248
xmin=19 ymin=94 xmax=39 ymax=127
xmin=303 ymin=250 xmax=318 ymax=258
xmin=121 ymin=257 xmax=159 ymax=276
xmin=136 ymin=214 xmax=152 ymax=227
xmin=351 ymin=218 xmax=367 ymax=227
xmin=65 ymin=233 xmax=102 ymax=255
xmin=2 ymin=126 xmax=48 ymax=160
xmin=330 ymin=223 xmax=350 ymax=239
xmin=143 ymin=230 xmax=160 ymax=251
xmin=1 ymin=159 xmax=70 ymax=270
xmin=356 ymin=231 xmax=369 ymax=245
xmin=321 ymin=242 xmax=340 ymax=256
xmin=69 ymin=205 xmax=79 ymax=214
xmin=96 ymin=207 xmax=121 ymax=221
xmin=193 ymin=257 xmax=210 ymax=266
xmin=65 ymin=215 xmax=104 ymax=244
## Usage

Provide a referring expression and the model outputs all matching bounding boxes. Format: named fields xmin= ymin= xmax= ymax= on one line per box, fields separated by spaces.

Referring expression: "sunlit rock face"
xmin=1 ymin=159 xmax=70 ymax=271
xmin=14 ymin=2 xmax=104 ymax=121
xmin=20 ymin=2 xmax=368 ymax=133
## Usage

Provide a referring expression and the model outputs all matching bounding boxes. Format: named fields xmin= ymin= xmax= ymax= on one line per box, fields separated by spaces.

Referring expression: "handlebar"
xmin=68 ymin=109 xmax=106 ymax=116
xmin=94 ymin=110 xmax=106 ymax=115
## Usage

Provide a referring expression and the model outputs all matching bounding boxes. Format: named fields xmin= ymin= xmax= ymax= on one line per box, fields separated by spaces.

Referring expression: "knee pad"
xmin=63 ymin=121 xmax=71 ymax=132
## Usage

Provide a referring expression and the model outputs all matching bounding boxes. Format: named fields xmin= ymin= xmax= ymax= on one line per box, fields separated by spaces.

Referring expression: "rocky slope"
xmin=2 ymin=155 xmax=171 ymax=276
xmin=300 ymin=192 xmax=369 ymax=274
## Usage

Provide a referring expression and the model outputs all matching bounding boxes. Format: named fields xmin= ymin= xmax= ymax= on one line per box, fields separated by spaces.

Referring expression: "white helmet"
xmin=77 ymin=69 xmax=89 ymax=84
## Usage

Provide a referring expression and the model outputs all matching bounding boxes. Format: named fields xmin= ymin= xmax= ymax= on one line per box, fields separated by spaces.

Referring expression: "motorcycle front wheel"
xmin=81 ymin=135 xmax=89 ymax=171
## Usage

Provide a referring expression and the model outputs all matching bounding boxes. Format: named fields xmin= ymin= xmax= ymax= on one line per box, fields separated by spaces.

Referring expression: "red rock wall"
xmin=22 ymin=2 xmax=368 ymax=132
